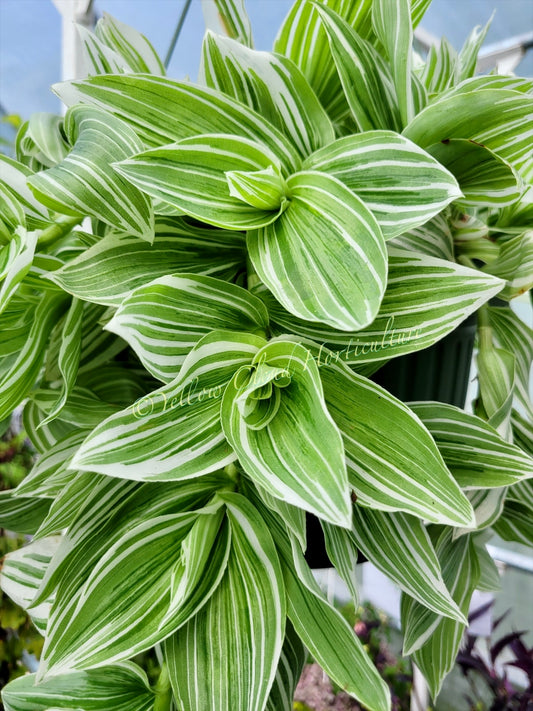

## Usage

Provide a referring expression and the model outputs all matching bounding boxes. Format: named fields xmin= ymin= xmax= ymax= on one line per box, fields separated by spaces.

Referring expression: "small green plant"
xmin=0 ymin=1 xmax=532 ymax=710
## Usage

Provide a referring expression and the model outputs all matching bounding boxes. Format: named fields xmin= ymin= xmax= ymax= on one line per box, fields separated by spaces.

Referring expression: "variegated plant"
xmin=1 ymin=1 xmax=532 ymax=709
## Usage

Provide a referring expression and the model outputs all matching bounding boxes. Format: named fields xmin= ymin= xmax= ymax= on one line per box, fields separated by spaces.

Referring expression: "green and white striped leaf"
xmin=28 ymin=105 xmax=154 ymax=241
xmin=0 ymin=155 xmax=51 ymax=228
xmin=427 ymin=139 xmax=521 ymax=208
xmin=0 ymin=294 xmax=68 ymax=420
xmin=477 ymin=338 xmax=515 ymax=440
xmin=53 ymin=74 xmax=301 ymax=174
xmin=16 ymin=112 xmax=69 ymax=169
xmin=71 ymin=331 xmax=265 ymax=481
xmin=489 ymin=305 xmax=533 ymax=420
xmin=255 ymin=484 xmax=307 ymax=550
xmin=312 ymin=2 xmax=401 ymax=132
xmin=508 ymin=479 xmax=533 ymax=511
xmin=39 ymin=503 xmax=226 ymax=677
xmin=419 ymin=38 xmax=458 ymax=96
xmin=0 ymin=536 xmax=61 ymax=635
xmin=404 ymin=531 xmax=480 ymax=698
xmin=0 ymin=227 xmax=38 ymax=314
xmin=265 ymin=619 xmax=307 ymax=711
xmin=321 ymin=520 xmax=359 ymax=607
xmin=260 ymin=249 xmax=503 ymax=366
xmin=391 ymin=211 xmax=454 ymax=260
xmin=32 ymin=386 xmax=120 ymax=430
xmin=401 ymin=528 xmax=479 ymax=657
xmin=278 ymin=521 xmax=390 ymax=711
xmin=202 ymin=0 xmax=254 ymax=47
xmin=226 ymin=165 xmax=287 ymax=210
xmin=46 ymin=217 xmax=245 ymax=306
xmin=76 ymin=23 xmax=133 ymax=75
xmin=221 ymin=340 xmax=351 ymax=528
xmin=458 ymin=16 xmax=492 ymax=80
xmin=403 ymin=89 xmax=533 ymax=173
xmin=372 ymin=0 xmax=415 ymax=126
xmin=513 ymin=409 xmax=533 ymax=456
xmin=410 ymin=401 xmax=533 ymax=489
xmin=459 ymin=488 xmax=507 ymax=536
xmin=493 ymin=499 xmax=533 ymax=546
xmin=351 ymin=506 xmax=464 ymax=621
xmin=166 ymin=493 xmax=285 ymax=711
xmin=0 ymin=491 xmax=51 ymax=535
xmin=16 ymin=429 xmax=88 ymax=499
xmin=40 ymin=298 xmax=83 ymax=425
xmin=274 ymin=0 xmax=374 ymax=126
xmin=304 ymin=130 xmax=462 ymax=239
xmin=115 ymin=134 xmax=286 ymax=230
xmin=35 ymin=472 xmax=101 ymax=539
xmin=95 ymin=12 xmax=165 ymax=74
xmin=474 ymin=535 xmax=501 ymax=592
xmin=200 ymin=31 xmax=335 ymax=157
xmin=319 ymin=359 xmax=475 ymax=526
xmin=247 ymin=170 xmax=387 ymax=331
xmin=107 ymin=273 xmax=269 ymax=382
xmin=483 ymin=231 xmax=533 ymax=300
xmin=22 ymin=400 xmax=77 ymax=456
xmin=1 ymin=662 xmax=155 ymax=711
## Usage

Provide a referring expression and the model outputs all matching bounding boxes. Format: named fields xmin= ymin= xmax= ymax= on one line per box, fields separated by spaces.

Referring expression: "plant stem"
xmin=477 ymin=303 xmax=493 ymax=351
xmin=37 ymin=216 xmax=82 ymax=248
xmin=153 ymin=661 xmax=172 ymax=711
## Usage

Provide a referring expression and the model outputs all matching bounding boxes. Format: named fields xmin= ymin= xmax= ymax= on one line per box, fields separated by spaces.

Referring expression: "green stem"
xmin=477 ymin=303 xmax=493 ymax=351
xmin=153 ymin=661 xmax=172 ymax=711
xmin=37 ymin=216 xmax=82 ymax=248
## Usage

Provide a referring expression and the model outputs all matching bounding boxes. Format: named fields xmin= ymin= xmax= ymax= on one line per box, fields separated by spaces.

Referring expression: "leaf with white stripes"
xmin=351 ymin=506 xmax=464 ymax=621
xmin=22 ymin=400 xmax=77 ymax=456
xmin=458 ymin=16 xmax=492 ymax=80
xmin=489 ymin=305 xmax=532 ymax=418
xmin=265 ymin=619 xmax=307 ymax=711
xmin=410 ymin=402 xmax=533 ymax=489
xmin=419 ymin=38 xmax=458 ymax=97
xmin=248 ymin=170 xmax=387 ymax=331
xmin=0 ymin=536 xmax=61 ymax=635
xmin=95 ymin=12 xmax=165 ymax=74
xmin=1 ymin=662 xmax=155 ymax=711
xmin=321 ymin=520 xmax=359 ymax=607
xmin=202 ymin=0 xmax=253 ymax=47
xmin=53 ymin=74 xmax=301 ymax=174
xmin=311 ymin=2 xmax=401 ymax=132
xmin=166 ymin=493 xmax=285 ymax=711
xmin=304 ymin=130 xmax=461 ymax=239
xmin=201 ymin=32 xmax=335 ymax=158
xmin=76 ymin=23 xmax=132 ymax=76
xmin=46 ymin=217 xmax=245 ymax=306
xmin=319 ymin=359 xmax=475 ymax=526
xmin=259 ymin=249 xmax=503 ymax=367
xmin=16 ymin=112 xmax=69 ymax=169
xmin=71 ymin=331 xmax=265 ymax=481
xmin=477 ymin=337 xmax=515 ymax=440
xmin=372 ymin=0 xmax=415 ymax=126
xmin=403 ymin=89 xmax=533 ymax=173
xmin=274 ymin=0 xmax=375 ymax=127
xmin=0 ymin=491 xmax=51 ymax=535
xmin=28 ymin=105 xmax=154 ymax=241
xmin=493 ymin=499 xmax=533 ymax=546
xmin=0 ymin=227 xmax=38 ymax=314
xmin=404 ymin=530 xmax=480 ymax=697
xmin=16 ymin=429 xmax=88 ymax=499
xmin=483 ymin=231 xmax=533 ymax=301
xmin=427 ymin=139 xmax=521 ymax=208
xmin=221 ymin=340 xmax=351 ymax=528
xmin=390 ymin=211 xmax=454 ymax=259
xmin=0 ymin=294 xmax=69 ymax=420
xmin=401 ymin=528 xmax=479 ymax=657
xmin=39 ymin=298 xmax=83 ymax=426
xmin=0 ymin=156 xmax=50 ymax=229
xmin=115 ymin=134 xmax=287 ymax=230
xmin=39 ymin=502 xmax=228 ymax=677
xmin=107 ymin=273 xmax=269 ymax=382
xmin=267 ymin=509 xmax=390 ymax=711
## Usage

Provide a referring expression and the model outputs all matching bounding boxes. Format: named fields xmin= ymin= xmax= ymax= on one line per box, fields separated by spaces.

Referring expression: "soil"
xmin=293 ymin=663 xmax=363 ymax=711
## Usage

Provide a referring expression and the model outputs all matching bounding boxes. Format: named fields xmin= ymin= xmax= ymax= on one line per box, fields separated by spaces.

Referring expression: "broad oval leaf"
xmin=46 ymin=217 xmax=245 ymax=306
xmin=1 ymin=662 xmax=155 ymax=711
xmin=71 ymin=331 xmax=265 ymax=481
xmin=28 ymin=105 xmax=154 ymax=241
xmin=221 ymin=340 xmax=351 ymax=528
xmin=200 ymin=31 xmax=335 ymax=157
xmin=304 ymin=130 xmax=462 ymax=239
xmin=319 ymin=358 xmax=475 ymax=526
xmin=53 ymin=74 xmax=301 ymax=174
xmin=247 ymin=170 xmax=387 ymax=331
xmin=166 ymin=493 xmax=285 ymax=711
xmin=107 ymin=273 xmax=269 ymax=382
xmin=115 ymin=134 xmax=286 ymax=230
